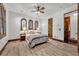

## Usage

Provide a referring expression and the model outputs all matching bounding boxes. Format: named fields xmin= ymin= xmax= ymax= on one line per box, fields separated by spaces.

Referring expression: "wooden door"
xmin=48 ymin=18 xmax=53 ymax=39
xmin=64 ymin=16 xmax=70 ymax=43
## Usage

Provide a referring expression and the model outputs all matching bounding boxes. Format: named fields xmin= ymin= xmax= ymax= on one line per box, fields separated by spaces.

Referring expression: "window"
xmin=0 ymin=3 xmax=6 ymax=39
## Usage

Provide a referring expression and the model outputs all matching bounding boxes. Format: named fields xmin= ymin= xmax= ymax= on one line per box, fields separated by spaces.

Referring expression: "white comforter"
xmin=26 ymin=34 xmax=48 ymax=48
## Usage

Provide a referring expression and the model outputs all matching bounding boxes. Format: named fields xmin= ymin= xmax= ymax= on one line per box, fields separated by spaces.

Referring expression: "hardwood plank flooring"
xmin=1 ymin=39 xmax=78 ymax=56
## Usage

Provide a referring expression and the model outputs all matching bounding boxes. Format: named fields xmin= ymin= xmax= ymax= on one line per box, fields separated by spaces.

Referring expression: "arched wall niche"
xmin=28 ymin=20 xmax=33 ymax=30
xmin=21 ymin=18 xmax=27 ymax=31
xmin=35 ymin=20 xmax=39 ymax=30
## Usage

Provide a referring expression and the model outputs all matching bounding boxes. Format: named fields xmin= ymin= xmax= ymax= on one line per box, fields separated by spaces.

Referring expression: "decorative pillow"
xmin=27 ymin=30 xmax=35 ymax=34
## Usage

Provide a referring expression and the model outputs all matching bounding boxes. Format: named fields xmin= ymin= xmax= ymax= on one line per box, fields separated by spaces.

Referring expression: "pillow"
xmin=27 ymin=30 xmax=35 ymax=34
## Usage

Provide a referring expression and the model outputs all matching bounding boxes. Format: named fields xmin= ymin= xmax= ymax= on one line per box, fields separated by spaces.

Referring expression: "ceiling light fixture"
xmin=32 ymin=4 xmax=45 ymax=16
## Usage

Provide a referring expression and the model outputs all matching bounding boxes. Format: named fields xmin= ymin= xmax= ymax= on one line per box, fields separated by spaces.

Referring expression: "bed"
xmin=26 ymin=33 xmax=48 ymax=48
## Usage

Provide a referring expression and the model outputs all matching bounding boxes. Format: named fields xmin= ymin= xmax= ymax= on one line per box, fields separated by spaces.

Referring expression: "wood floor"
xmin=1 ymin=39 xmax=78 ymax=56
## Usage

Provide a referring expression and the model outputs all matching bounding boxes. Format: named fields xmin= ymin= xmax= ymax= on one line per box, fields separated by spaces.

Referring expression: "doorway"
xmin=48 ymin=18 xmax=53 ymax=39
xmin=64 ymin=16 xmax=70 ymax=43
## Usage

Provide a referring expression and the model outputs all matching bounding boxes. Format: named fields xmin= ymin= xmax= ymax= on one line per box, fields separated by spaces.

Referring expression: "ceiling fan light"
xmin=35 ymin=11 xmax=40 ymax=14
xmin=32 ymin=4 xmax=45 ymax=16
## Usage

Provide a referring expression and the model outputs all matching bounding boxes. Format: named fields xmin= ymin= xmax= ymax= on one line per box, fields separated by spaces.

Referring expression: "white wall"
xmin=8 ymin=11 xmax=23 ymax=40
xmin=40 ymin=17 xmax=48 ymax=35
xmin=53 ymin=12 xmax=64 ymax=40
xmin=41 ymin=4 xmax=77 ymax=41
xmin=53 ymin=5 xmax=77 ymax=40
xmin=8 ymin=11 xmax=41 ymax=40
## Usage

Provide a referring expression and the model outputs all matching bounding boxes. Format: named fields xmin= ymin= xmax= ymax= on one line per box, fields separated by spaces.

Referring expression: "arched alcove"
xmin=28 ymin=20 xmax=33 ymax=30
xmin=21 ymin=18 xmax=27 ymax=31
xmin=35 ymin=20 xmax=39 ymax=30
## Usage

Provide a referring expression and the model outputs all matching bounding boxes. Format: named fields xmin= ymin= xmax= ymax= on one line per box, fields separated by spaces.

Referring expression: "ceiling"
xmin=4 ymin=3 xmax=77 ymax=18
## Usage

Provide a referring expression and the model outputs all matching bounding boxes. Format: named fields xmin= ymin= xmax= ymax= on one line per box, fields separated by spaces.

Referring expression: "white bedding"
xmin=26 ymin=33 xmax=48 ymax=48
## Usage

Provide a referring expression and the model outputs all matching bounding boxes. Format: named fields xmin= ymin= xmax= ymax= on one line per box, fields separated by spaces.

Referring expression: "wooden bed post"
xmin=77 ymin=3 xmax=79 ymax=55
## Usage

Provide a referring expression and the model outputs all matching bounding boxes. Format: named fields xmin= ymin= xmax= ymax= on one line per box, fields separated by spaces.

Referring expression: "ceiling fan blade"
xmin=40 ymin=11 xmax=44 ymax=13
xmin=40 ymin=7 xmax=45 ymax=10
xmin=32 ymin=5 xmax=45 ymax=14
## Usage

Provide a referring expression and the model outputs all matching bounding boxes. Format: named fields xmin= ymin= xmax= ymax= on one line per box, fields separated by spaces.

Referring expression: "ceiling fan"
xmin=32 ymin=4 xmax=45 ymax=14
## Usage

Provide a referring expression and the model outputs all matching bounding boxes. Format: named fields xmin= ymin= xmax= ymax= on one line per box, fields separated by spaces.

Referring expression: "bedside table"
xmin=20 ymin=33 xmax=26 ymax=40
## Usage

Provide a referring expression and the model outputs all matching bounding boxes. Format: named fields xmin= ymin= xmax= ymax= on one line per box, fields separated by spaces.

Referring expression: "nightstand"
xmin=20 ymin=33 xmax=26 ymax=40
